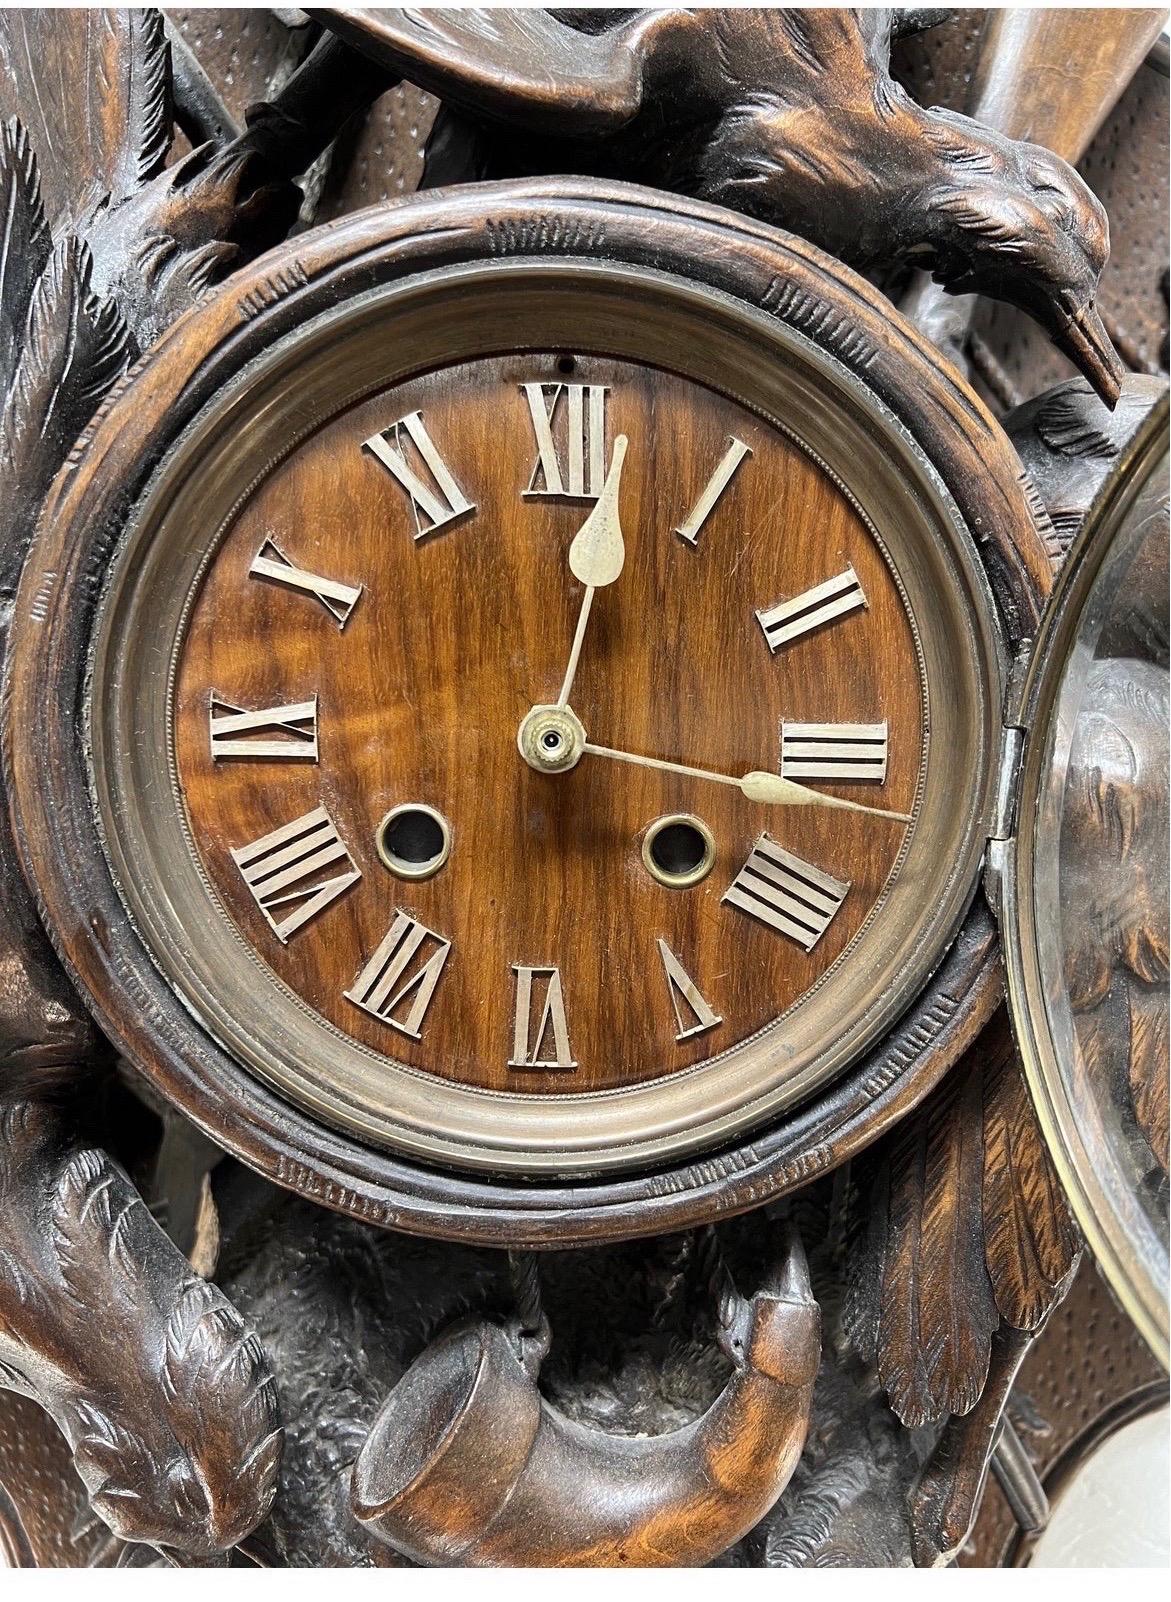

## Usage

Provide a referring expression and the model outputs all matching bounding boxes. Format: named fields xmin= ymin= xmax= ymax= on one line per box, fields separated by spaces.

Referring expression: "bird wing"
xmin=315 ymin=7 xmax=695 ymax=133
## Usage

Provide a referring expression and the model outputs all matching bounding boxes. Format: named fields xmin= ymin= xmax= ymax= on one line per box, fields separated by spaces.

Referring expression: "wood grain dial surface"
xmin=173 ymin=352 xmax=924 ymax=1095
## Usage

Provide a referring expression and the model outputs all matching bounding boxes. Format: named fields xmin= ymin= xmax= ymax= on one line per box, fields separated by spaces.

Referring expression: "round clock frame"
xmin=3 ymin=180 xmax=1051 ymax=1245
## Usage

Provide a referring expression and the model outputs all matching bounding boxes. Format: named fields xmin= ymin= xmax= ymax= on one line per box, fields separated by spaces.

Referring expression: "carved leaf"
xmin=0 ymin=118 xmax=50 ymax=397
xmin=0 ymin=234 xmax=130 ymax=524
xmin=982 ymin=1030 xmax=1080 ymax=1329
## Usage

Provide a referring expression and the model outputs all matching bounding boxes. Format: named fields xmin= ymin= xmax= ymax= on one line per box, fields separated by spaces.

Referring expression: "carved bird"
xmin=0 ymin=1102 xmax=283 ymax=1562
xmin=319 ymin=6 xmax=1124 ymax=404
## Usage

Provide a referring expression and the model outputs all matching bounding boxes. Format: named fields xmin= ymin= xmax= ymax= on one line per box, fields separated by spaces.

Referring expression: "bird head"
xmin=917 ymin=110 xmax=1124 ymax=406
xmin=61 ymin=1275 xmax=282 ymax=1559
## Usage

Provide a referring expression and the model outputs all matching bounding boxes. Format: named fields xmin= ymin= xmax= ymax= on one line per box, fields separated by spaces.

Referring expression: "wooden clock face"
xmin=84 ymin=263 xmax=1002 ymax=1178
xmin=172 ymin=353 xmax=922 ymax=1096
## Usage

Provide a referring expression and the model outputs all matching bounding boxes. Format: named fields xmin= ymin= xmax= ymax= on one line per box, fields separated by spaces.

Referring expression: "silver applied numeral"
xmin=363 ymin=410 xmax=476 ymax=540
xmin=656 ymin=939 xmax=722 ymax=1042
xmin=509 ymin=965 xmax=576 ymax=1070
xmin=522 ymin=382 xmax=608 ymax=499
xmin=674 ymin=436 xmax=751 ymax=546
xmin=780 ymin=720 xmax=888 ymax=782
xmin=345 ymin=910 xmax=451 ymax=1039
xmin=249 ymin=538 xmax=363 ymax=629
xmin=230 ymin=805 xmax=360 ymax=944
xmin=209 ymin=693 xmax=319 ymax=762
xmin=756 ymin=565 xmax=867 ymax=652
xmin=723 ymin=834 xmax=849 ymax=951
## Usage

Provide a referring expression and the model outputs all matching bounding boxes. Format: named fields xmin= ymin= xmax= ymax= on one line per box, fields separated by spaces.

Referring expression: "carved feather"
xmin=981 ymin=1028 xmax=1080 ymax=1329
xmin=1128 ymin=982 xmax=1170 ymax=1172
xmin=50 ymin=1148 xmax=145 ymax=1316
xmin=0 ymin=235 xmax=130 ymax=521
xmin=0 ymin=119 xmax=50 ymax=396
xmin=0 ymin=9 xmax=171 ymax=231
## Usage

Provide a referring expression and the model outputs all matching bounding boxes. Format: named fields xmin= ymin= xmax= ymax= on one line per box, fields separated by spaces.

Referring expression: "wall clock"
xmin=4 ymin=179 xmax=1053 ymax=1244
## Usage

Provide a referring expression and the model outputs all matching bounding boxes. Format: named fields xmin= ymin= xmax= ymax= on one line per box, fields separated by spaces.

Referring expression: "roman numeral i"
xmin=249 ymin=538 xmax=363 ymax=629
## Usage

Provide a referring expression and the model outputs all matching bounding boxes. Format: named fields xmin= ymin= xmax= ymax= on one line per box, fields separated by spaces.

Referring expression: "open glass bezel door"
xmin=999 ymin=391 xmax=1170 ymax=1367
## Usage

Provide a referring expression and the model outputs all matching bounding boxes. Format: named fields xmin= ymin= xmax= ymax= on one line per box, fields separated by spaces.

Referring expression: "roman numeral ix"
xmin=509 ymin=965 xmax=575 ymax=1070
xmin=780 ymin=721 xmax=888 ymax=782
xmin=364 ymin=409 xmax=476 ymax=539
xmin=231 ymin=805 xmax=360 ymax=943
xmin=346 ymin=911 xmax=451 ymax=1039
xmin=723 ymin=835 xmax=849 ymax=951
xmin=756 ymin=564 xmax=867 ymax=652
xmin=209 ymin=693 xmax=319 ymax=761
xmin=522 ymin=382 xmax=608 ymax=499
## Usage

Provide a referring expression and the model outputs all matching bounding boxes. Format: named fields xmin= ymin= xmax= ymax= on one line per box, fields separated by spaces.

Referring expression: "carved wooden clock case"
xmin=0 ymin=4 xmax=1167 ymax=1574
xmin=6 ymin=180 xmax=1047 ymax=1244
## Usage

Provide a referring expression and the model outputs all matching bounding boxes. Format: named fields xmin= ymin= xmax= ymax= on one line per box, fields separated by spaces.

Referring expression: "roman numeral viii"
xmin=346 ymin=911 xmax=451 ymax=1039
xmin=209 ymin=693 xmax=318 ymax=761
xmin=756 ymin=565 xmax=867 ymax=652
xmin=780 ymin=721 xmax=888 ymax=782
xmin=723 ymin=835 xmax=849 ymax=951
xmin=249 ymin=538 xmax=363 ymax=629
xmin=364 ymin=410 xmax=476 ymax=539
xmin=509 ymin=965 xmax=575 ymax=1070
xmin=231 ymin=805 xmax=360 ymax=943
xmin=522 ymin=382 xmax=608 ymax=499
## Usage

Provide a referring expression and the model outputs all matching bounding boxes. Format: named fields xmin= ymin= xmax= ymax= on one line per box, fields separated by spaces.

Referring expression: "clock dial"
xmin=171 ymin=354 xmax=924 ymax=1096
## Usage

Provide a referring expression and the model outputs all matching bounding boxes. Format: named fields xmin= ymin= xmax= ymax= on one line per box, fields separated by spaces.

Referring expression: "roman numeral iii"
xmin=249 ymin=538 xmax=363 ymax=629
xmin=521 ymin=382 xmax=608 ymax=499
xmin=231 ymin=805 xmax=360 ymax=943
xmin=209 ymin=693 xmax=319 ymax=761
xmin=346 ymin=911 xmax=451 ymax=1039
xmin=780 ymin=721 xmax=888 ymax=782
xmin=509 ymin=965 xmax=576 ymax=1070
xmin=363 ymin=409 xmax=476 ymax=539
xmin=674 ymin=436 xmax=751 ymax=546
xmin=656 ymin=940 xmax=722 ymax=1041
xmin=723 ymin=835 xmax=849 ymax=951
xmin=756 ymin=565 xmax=867 ymax=652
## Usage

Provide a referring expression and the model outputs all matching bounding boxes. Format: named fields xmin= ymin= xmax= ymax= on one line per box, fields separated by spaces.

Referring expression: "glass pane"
xmin=1032 ymin=440 xmax=1169 ymax=1348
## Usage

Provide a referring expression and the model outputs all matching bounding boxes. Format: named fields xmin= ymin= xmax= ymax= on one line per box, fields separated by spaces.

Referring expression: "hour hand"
xmin=556 ymin=435 xmax=628 ymax=707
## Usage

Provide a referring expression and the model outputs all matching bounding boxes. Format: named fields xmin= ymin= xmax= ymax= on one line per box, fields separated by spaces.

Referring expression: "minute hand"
xmin=580 ymin=740 xmax=913 ymax=823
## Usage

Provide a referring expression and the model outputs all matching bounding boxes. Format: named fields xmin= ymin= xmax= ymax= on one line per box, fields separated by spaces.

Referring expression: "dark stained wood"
xmin=351 ymin=1229 xmax=820 ymax=1566
xmin=320 ymin=6 xmax=1124 ymax=403
xmin=174 ymin=353 xmax=922 ymax=1095
xmin=3 ymin=178 xmax=1051 ymax=1243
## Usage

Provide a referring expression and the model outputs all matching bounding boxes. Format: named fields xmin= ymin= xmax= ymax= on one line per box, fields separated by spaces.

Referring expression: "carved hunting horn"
xmin=352 ymin=1232 xmax=821 ymax=1567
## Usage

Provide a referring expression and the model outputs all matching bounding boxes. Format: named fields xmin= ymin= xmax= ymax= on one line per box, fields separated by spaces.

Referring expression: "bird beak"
xmin=1053 ymin=299 xmax=1125 ymax=409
